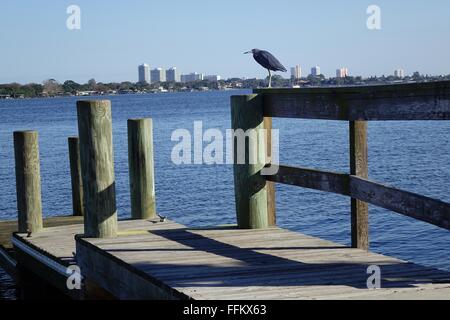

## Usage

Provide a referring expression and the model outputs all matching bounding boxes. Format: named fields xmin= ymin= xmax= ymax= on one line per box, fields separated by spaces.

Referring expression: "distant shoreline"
xmin=0 ymin=88 xmax=247 ymax=101
xmin=2 ymin=72 xmax=450 ymax=100
xmin=1 ymin=74 xmax=449 ymax=100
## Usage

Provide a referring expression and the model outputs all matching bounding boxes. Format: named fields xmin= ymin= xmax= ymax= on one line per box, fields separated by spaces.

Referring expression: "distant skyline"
xmin=1 ymin=1 xmax=450 ymax=84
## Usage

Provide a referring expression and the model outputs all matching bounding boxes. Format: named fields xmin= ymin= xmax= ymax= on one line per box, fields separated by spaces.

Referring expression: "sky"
xmin=0 ymin=0 xmax=449 ymax=84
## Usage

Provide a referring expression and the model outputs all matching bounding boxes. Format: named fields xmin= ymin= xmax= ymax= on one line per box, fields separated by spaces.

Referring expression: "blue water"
xmin=1 ymin=90 xmax=450 ymax=299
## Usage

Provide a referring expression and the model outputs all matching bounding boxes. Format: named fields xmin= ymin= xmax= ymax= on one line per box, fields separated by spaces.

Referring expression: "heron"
xmin=244 ymin=49 xmax=287 ymax=88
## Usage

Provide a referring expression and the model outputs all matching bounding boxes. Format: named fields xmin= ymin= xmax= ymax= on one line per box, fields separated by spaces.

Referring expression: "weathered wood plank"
xmin=264 ymin=165 xmax=350 ymax=195
xmin=76 ymin=235 xmax=189 ymax=300
xmin=0 ymin=216 xmax=83 ymax=290
xmin=264 ymin=164 xmax=450 ymax=231
xmin=202 ymin=283 xmax=450 ymax=300
xmin=74 ymin=219 xmax=450 ymax=300
xmin=255 ymin=80 xmax=450 ymax=121
xmin=164 ymin=263 xmax=449 ymax=291
xmin=140 ymin=253 xmax=443 ymax=281
xmin=12 ymin=218 xmax=450 ymax=300
xmin=13 ymin=219 xmax=181 ymax=260
xmin=349 ymin=121 xmax=369 ymax=250
xmin=350 ymin=176 xmax=450 ymax=230
xmin=0 ymin=216 xmax=83 ymax=249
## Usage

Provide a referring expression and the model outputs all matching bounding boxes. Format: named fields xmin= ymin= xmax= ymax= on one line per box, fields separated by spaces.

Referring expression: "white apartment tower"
xmin=166 ymin=67 xmax=180 ymax=82
xmin=151 ymin=68 xmax=166 ymax=83
xmin=394 ymin=69 xmax=405 ymax=78
xmin=311 ymin=66 xmax=321 ymax=77
xmin=138 ymin=63 xmax=150 ymax=83
xmin=336 ymin=67 xmax=349 ymax=78
xmin=291 ymin=65 xmax=302 ymax=79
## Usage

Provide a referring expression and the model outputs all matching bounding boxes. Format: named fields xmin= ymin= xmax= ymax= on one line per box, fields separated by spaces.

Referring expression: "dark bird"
xmin=157 ymin=214 xmax=167 ymax=223
xmin=244 ymin=49 xmax=287 ymax=88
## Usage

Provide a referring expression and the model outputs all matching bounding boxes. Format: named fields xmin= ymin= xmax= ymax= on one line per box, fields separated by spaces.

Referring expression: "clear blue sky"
xmin=1 ymin=0 xmax=449 ymax=84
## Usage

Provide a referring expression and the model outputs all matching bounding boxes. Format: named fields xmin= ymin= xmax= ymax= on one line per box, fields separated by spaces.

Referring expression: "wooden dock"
xmin=0 ymin=216 xmax=83 ymax=281
xmin=10 ymin=219 xmax=450 ymax=300
xmin=1 ymin=81 xmax=450 ymax=300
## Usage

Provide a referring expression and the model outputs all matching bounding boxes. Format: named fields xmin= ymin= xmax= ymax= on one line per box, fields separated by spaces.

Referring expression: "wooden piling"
xmin=231 ymin=94 xmax=268 ymax=229
xmin=350 ymin=121 xmax=369 ymax=250
xmin=127 ymin=119 xmax=156 ymax=220
xmin=264 ymin=117 xmax=276 ymax=226
xmin=13 ymin=131 xmax=43 ymax=233
xmin=68 ymin=137 xmax=84 ymax=216
xmin=76 ymin=100 xmax=117 ymax=238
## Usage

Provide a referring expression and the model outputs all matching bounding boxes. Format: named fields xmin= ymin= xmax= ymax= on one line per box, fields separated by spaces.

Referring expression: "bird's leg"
xmin=268 ymin=70 xmax=272 ymax=88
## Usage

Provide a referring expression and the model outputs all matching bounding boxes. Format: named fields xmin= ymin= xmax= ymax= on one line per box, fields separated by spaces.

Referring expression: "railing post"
xmin=13 ymin=131 xmax=43 ymax=233
xmin=127 ymin=118 xmax=156 ymax=220
xmin=68 ymin=137 xmax=84 ymax=216
xmin=350 ymin=120 xmax=369 ymax=250
xmin=77 ymin=100 xmax=118 ymax=238
xmin=264 ymin=117 xmax=276 ymax=226
xmin=231 ymin=94 xmax=269 ymax=229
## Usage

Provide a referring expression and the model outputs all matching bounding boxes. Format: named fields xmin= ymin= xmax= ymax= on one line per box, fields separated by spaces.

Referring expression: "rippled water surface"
xmin=1 ymin=91 xmax=450 ymax=299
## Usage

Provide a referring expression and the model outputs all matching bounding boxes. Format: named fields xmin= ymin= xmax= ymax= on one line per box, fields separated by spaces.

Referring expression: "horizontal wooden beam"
xmin=350 ymin=176 xmax=450 ymax=231
xmin=255 ymin=81 xmax=450 ymax=121
xmin=264 ymin=165 xmax=450 ymax=231
xmin=264 ymin=165 xmax=350 ymax=196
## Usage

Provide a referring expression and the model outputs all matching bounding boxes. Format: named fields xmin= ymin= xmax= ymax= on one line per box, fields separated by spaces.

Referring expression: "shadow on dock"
xmin=100 ymin=227 xmax=450 ymax=290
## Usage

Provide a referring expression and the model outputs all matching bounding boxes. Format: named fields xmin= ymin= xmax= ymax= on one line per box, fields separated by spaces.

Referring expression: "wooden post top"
xmin=13 ymin=130 xmax=38 ymax=135
xmin=253 ymin=80 xmax=450 ymax=95
xmin=76 ymin=99 xmax=111 ymax=104
xmin=128 ymin=118 xmax=153 ymax=122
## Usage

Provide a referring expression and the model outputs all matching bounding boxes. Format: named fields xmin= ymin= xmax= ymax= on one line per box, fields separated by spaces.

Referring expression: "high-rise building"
xmin=204 ymin=75 xmax=221 ymax=82
xmin=138 ymin=63 xmax=150 ymax=83
xmin=394 ymin=69 xmax=405 ymax=78
xmin=166 ymin=67 xmax=180 ymax=82
xmin=180 ymin=72 xmax=204 ymax=83
xmin=151 ymin=68 xmax=166 ymax=83
xmin=336 ymin=67 xmax=349 ymax=78
xmin=311 ymin=66 xmax=321 ymax=77
xmin=290 ymin=65 xmax=302 ymax=80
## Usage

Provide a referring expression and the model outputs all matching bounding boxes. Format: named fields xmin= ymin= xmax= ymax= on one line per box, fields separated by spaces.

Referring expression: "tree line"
xmin=1 ymin=72 xmax=449 ymax=98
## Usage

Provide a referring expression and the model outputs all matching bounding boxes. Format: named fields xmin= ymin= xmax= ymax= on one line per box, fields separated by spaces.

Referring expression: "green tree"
xmin=87 ymin=78 xmax=97 ymax=90
xmin=62 ymin=80 xmax=81 ymax=94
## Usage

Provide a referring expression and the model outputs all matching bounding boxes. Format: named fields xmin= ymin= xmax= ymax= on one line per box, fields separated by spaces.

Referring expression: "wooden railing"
xmin=231 ymin=80 xmax=450 ymax=250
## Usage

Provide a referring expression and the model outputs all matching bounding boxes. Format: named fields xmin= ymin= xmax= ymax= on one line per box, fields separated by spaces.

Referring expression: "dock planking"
xmin=0 ymin=215 xmax=83 ymax=282
xmin=0 ymin=215 xmax=83 ymax=250
xmin=13 ymin=219 xmax=450 ymax=300
xmin=10 ymin=218 xmax=181 ymax=299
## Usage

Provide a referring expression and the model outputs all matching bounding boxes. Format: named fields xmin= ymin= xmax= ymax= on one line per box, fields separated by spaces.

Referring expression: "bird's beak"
xmin=243 ymin=51 xmax=251 ymax=54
